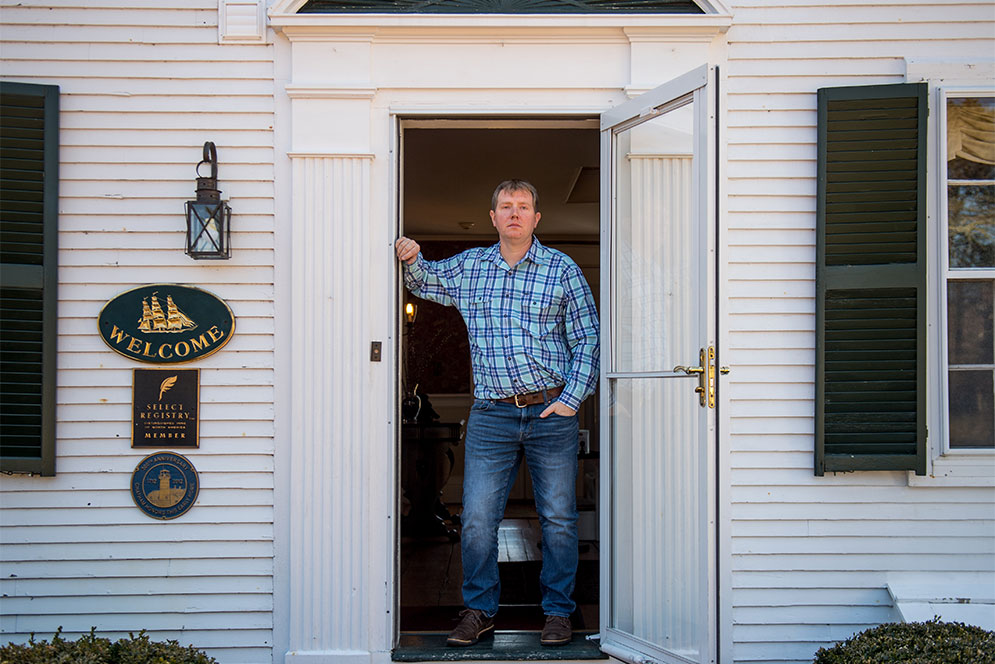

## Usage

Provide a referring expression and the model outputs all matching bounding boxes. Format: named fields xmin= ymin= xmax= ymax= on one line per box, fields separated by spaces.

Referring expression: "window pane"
xmin=949 ymin=157 xmax=995 ymax=181
xmin=947 ymin=281 xmax=994 ymax=365
xmin=946 ymin=96 xmax=995 ymax=180
xmin=612 ymin=98 xmax=698 ymax=372
xmin=948 ymin=184 xmax=995 ymax=267
xmin=948 ymin=370 xmax=995 ymax=448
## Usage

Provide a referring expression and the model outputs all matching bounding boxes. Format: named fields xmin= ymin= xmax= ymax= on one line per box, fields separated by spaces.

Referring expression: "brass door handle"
xmin=675 ymin=351 xmax=709 ymax=407
xmin=677 ymin=350 xmax=728 ymax=408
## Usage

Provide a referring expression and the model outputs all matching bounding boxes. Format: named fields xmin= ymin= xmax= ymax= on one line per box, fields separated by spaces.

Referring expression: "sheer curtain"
xmin=948 ymin=101 xmax=995 ymax=165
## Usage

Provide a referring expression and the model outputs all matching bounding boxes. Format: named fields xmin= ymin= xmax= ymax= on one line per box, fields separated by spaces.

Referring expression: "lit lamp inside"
xmin=185 ymin=141 xmax=231 ymax=259
xmin=405 ymin=302 xmax=418 ymax=325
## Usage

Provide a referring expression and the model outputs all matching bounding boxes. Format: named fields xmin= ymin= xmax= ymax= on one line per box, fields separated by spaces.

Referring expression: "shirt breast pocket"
xmin=515 ymin=299 xmax=561 ymax=340
xmin=465 ymin=296 xmax=490 ymax=338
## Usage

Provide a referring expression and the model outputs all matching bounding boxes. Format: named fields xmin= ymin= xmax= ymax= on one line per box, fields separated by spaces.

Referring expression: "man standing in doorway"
xmin=395 ymin=180 xmax=600 ymax=647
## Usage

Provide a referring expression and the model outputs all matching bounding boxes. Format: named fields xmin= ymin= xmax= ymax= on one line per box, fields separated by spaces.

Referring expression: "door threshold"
xmin=393 ymin=631 xmax=607 ymax=661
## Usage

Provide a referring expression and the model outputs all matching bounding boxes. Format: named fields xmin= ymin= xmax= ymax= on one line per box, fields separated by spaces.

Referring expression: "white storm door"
xmin=599 ymin=64 xmax=718 ymax=664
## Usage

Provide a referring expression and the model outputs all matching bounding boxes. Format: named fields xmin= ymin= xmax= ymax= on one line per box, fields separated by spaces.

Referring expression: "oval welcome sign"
xmin=98 ymin=284 xmax=234 ymax=364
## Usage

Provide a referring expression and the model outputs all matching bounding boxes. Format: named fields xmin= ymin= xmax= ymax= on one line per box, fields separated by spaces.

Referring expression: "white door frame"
xmin=271 ymin=13 xmax=732 ymax=657
xmin=389 ymin=111 xmax=606 ymax=646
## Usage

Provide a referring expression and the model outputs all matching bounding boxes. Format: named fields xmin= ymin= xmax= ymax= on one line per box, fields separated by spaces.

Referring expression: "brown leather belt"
xmin=496 ymin=385 xmax=564 ymax=408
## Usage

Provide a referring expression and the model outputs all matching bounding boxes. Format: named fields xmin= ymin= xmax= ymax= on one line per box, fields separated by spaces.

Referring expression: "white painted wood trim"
xmin=713 ymin=61 xmax=734 ymax=664
xmin=401 ymin=118 xmax=599 ymax=129
xmin=388 ymin=105 xmax=610 ymax=115
xmin=285 ymin=86 xmax=378 ymax=100
xmin=907 ymin=58 xmax=995 ymax=487
xmin=273 ymin=30 xmax=295 ymax=662
xmin=285 ymin=651 xmax=372 ymax=664
xmin=287 ymin=154 xmax=374 ymax=657
xmin=270 ymin=15 xmax=732 ymax=32
xmin=269 ymin=0 xmax=732 ymax=20
xmin=270 ymin=0 xmax=311 ymax=16
xmin=888 ymin=573 xmax=995 ymax=630
xmin=286 ymin=152 xmax=376 ymax=159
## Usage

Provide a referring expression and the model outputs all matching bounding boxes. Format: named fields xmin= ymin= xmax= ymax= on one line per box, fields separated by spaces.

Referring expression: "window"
xmin=940 ymin=92 xmax=995 ymax=451
xmin=816 ymin=69 xmax=995 ymax=483
xmin=0 ymin=81 xmax=59 ymax=476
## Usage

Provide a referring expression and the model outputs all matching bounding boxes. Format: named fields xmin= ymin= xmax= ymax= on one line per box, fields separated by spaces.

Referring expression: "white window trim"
xmin=913 ymin=67 xmax=995 ymax=486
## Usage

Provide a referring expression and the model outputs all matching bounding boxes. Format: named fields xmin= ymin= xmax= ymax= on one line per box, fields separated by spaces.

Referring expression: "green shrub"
xmin=1 ymin=628 xmax=217 ymax=664
xmin=813 ymin=618 xmax=995 ymax=664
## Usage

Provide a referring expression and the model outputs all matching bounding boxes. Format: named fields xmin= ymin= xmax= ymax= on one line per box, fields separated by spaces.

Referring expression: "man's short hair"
xmin=491 ymin=179 xmax=539 ymax=212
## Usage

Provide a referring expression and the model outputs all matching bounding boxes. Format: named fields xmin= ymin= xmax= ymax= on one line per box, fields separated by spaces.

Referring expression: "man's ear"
xmin=490 ymin=210 xmax=497 ymax=228
xmin=534 ymin=212 xmax=541 ymax=226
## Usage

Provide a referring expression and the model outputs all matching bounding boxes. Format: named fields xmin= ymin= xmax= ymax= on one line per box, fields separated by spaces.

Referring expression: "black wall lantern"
xmin=185 ymin=141 xmax=232 ymax=259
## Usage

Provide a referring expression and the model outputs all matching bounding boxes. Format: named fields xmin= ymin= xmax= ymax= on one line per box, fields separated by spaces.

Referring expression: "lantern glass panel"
xmin=186 ymin=201 xmax=229 ymax=258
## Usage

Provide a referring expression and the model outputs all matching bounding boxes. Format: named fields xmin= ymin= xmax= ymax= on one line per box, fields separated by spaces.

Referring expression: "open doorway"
xmin=396 ymin=118 xmax=602 ymax=642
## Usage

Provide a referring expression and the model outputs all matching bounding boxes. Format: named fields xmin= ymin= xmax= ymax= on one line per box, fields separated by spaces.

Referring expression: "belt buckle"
xmin=514 ymin=393 xmax=527 ymax=408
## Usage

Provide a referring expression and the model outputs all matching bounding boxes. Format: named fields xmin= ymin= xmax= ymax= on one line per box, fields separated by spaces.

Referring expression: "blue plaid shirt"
xmin=403 ymin=238 xmax=600 ymax=411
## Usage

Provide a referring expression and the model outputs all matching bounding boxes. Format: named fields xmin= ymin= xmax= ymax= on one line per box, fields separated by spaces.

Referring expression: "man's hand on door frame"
xmin=395 ymin=236 xmax=420 ymax=265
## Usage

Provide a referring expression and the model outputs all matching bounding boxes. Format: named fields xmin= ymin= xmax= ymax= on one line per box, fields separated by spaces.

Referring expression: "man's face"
xmin=490 ymin=188 xmax=541 ymax=243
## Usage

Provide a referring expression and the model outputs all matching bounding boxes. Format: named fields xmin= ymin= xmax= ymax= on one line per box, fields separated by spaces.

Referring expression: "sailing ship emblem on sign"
xmin=98 ymin=284 xmax=234 ymax=364
xmin=138 ymin=292 xmax=198 ymax=333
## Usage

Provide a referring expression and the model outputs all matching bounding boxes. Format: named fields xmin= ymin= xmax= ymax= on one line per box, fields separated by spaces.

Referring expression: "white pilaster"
xmin=287 ymin=153 xmax=378 ymax=662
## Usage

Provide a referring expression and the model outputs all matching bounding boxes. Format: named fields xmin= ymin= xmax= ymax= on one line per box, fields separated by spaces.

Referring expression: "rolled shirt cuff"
xmin=557 ymin=388 xmax=582 ymax=411
xmin=402 ymin=253 xmax=428 ymax=285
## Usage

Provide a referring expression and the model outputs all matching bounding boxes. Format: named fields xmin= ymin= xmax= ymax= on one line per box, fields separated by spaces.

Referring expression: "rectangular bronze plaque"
xmin=132 ymin=368 xmax=199 ymax=448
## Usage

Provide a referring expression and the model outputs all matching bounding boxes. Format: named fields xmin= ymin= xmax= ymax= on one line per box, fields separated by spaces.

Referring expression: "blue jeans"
xmin=461 ymin=398 xmax=579 ymax=618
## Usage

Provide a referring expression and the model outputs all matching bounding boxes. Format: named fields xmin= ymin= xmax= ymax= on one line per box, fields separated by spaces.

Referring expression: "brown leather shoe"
xmin=447 ymin=608 xmax=495 ymax=646
xmin=540 ymin=614 xmax=572 ymax=646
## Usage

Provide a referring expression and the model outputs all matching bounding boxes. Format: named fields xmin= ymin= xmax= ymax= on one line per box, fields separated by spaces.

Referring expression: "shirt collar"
xmin=483 ymin=237 xmax=549 ymax=267
xmin=525 ymin=237 xmax=550 ymax=265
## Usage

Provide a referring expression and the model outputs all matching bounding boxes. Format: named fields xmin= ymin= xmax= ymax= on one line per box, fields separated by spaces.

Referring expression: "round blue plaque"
xmin=131 ymin=452 xmax=199 ymax=520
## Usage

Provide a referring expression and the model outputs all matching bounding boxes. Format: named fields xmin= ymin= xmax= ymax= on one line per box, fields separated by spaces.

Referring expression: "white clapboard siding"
xmin=0 ymin=2 xmax=274 ymax=662
xmin=725 ymin=2 xmax=995 ymax=662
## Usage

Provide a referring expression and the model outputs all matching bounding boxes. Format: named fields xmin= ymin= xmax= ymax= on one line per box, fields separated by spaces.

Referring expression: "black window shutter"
xmin=1 ymin=81 xmax=59 ymax=475
xmin=816 ymin=82 xmax=927 ymax=476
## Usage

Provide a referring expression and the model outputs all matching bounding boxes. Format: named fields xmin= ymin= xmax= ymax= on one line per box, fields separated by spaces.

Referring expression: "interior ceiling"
xmin=403 ymin=127 xmax=600 ymax=239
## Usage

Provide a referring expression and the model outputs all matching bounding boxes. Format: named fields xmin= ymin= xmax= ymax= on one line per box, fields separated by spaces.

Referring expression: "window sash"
xmin=938 ymin=87 xmax=995 ymax=456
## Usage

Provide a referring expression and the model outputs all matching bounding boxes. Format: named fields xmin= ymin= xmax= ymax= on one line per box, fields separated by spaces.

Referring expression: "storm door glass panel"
xmin=613 ymin=100 xmax=697 ymax=374
xmin=605 ymin=80 xmax=709 ymax=663
xmin=611 ymin=377 xmax=703 ymax=651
